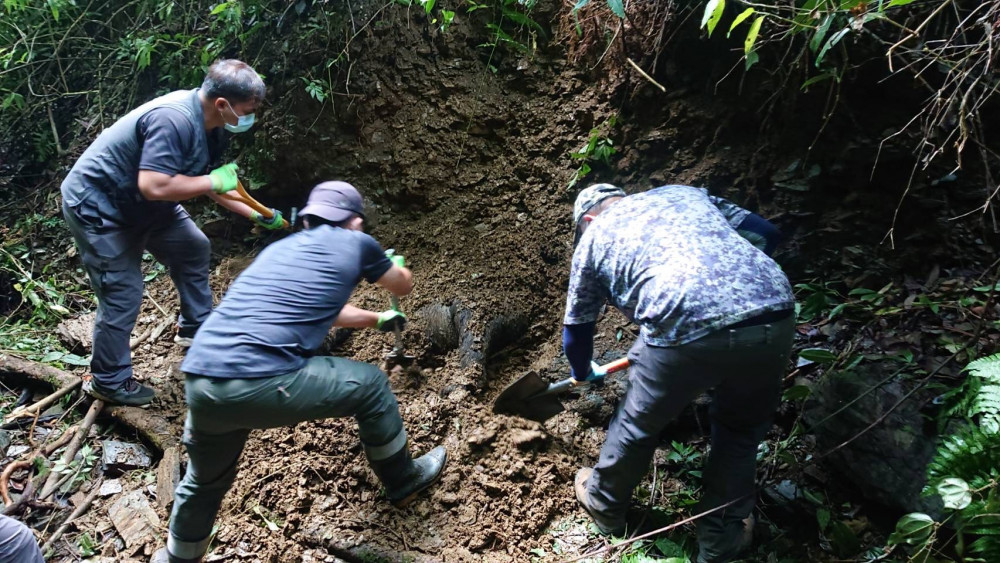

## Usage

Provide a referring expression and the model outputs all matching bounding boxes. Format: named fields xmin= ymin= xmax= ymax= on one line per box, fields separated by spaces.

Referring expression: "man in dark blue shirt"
xmin=159 ymin=182 xmax=447 ymax=563
xmin=61 ymin=59 xmax=283 ymax=406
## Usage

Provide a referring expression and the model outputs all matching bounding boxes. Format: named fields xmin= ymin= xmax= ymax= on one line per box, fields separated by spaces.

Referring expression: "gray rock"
xmin=6 ymin=445 xmax=29 ymax=458
xmin=803 ymin=363 xmax=943 ymax=515
xmin=107 ymin=489 xmax=160 ymax=548
xmin=101 ymin=440 xmax=152 ymax=475
xmin=56 ymin=312 xmax=97 ymax=355
xmin=0 ymin=430 xmax=12 ymax=454
xmin=99 ymin=480 xmax=123 ymax=497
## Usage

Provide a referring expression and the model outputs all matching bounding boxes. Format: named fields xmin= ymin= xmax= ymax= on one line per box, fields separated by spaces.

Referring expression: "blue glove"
xmin=571 ymin=361 xmax=607 ymax=386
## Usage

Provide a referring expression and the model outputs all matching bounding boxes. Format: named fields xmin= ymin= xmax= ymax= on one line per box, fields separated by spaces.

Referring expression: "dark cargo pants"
xmin=584 ymin=314 xmax=795 ymax=562
xmin=62 ymin=200 xmax=212 ymax=386
xmin=0 ymin=515 xmax=44 ymax=563
xmin=167 ymin=356 xmax=407 ymax=560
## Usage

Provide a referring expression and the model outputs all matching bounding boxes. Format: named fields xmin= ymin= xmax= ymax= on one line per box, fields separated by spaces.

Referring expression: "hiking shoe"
xmin=696 ymin=514 xmax=756 ymax=563
xmin=575 ymin=467 xmax=626 ymax=536
xmin=88 ymin=378 xmax=155 ymax=407
xmin=173 ymin=324 xmax=200 ymax=347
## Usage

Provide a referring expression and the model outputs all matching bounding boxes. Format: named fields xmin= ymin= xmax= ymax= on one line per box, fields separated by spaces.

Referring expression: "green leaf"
xmin=936 ymin=478 xmax=972 ymax=510
xmin=210 ymin=2 xmax=229 ymax=16
xmin=817 ymin=508 xmax=831 ymax=531
xmin=783 ymin=385 xmax=812 ymax=402
xmin=572 ymin=0 xmax=590 ymax=11
xmin=744 ymin=15 xmax=763 ymax=55
xmin=810 ymin=14 xmax=834 ymax=53
xmin=40 ymin=351 xmax=63 ymax=363
xmin=887 ymin=0 xmax=917 ymax=6
xmin=816 ymin=28 xmax=850 ymax=67
xmin=799 ymin=348 xmax=837 ymax=364
xmin=888 ymin=513 xmax=935 ymax=547
xmin=744 ymin=50 xmax=759 ymax=70
xmin=606 ymin=0 xmax=624 ymax=18
xmin=701 ymin=0 xmax=725 ymax=37
xmin=728 ymin=8 xmax=754 ymax=38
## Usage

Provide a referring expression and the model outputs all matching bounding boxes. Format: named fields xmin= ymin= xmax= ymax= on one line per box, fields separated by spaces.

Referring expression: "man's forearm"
xmin=206 ymin=191 xmax=255 ymax=219
xmin=333 ymin=304 xmax=378 ymax=328
xmin=563 ymin=322 xmax=596 ymax=381
xmin=138 ymin=171 xmax=214 ymax=201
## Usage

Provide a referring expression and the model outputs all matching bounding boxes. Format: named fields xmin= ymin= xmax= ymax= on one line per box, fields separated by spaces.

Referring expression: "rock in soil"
xmin=155 ymin=446 xmax=181 ymax=510
xmin=108 ymin=489 xmax=160 ymax=549
xmin=100 ymin=480 xmax=124 ymax=497
xmin=101 ymin=440 xmax=152 ymax=475
xmin=57 ymin=312 xmax=96 ymax=355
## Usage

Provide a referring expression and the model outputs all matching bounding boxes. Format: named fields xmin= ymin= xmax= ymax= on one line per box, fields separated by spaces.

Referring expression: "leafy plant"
xmin=76 ymin=532 xmax=98 ymax=557
xmin=51 ymin=444 xmax=99 ymax=494
xmin=887 ymin=353 xmax=1000 ymax=561
xmin=567 ymin=116 xmax=618 ymax=189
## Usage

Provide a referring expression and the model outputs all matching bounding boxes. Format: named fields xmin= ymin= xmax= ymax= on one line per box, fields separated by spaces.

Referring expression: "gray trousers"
xmin=585 ymin=315 xmax=795 ymax=563
xmin=0 ymin=515 xmax=44 ymax=563
xmin=167 ymin=356 xmax=407 ymax=560
xmin=63 ymin=201 xmax=212 ymax=386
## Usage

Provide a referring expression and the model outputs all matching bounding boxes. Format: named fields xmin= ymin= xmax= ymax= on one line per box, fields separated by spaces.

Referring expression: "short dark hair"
xmin=202 ymin=59 xmax=265 ymax=105
xmin=303 ymin=214 xmax=356 ymax=230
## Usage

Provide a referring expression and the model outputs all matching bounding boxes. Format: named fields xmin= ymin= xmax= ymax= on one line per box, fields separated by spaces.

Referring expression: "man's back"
xmin=181 ymin=225 xmax=391 ymax=377
xmin=565 ymin=185 xmax=793 ymax=346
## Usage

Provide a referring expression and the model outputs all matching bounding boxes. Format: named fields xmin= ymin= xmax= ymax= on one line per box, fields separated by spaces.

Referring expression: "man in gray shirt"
xmin=563 ymin=184 xmax=795 ymax=562
xmin=61 ymin=59 xmax=283 ymax=406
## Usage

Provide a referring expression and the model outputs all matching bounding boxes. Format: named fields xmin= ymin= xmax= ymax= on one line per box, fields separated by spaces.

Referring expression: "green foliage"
xmin=571 ymin=0 xmax=625 ymax=19
xmin=76 ymin=532 xmax=98 ymax=557
xmin=888 ymin=353 xmax=1000 ymax=560
xmin=51 ymin=443 xmax=98 ymax=494
xmin=470 ymin=0 xmax=545 ymax=62
xmin=567 ymin=116 xmax=618 ymax=189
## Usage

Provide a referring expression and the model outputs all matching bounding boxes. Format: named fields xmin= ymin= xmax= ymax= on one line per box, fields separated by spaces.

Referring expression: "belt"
xmin=727 ymin=308 xmax=794 ymax=329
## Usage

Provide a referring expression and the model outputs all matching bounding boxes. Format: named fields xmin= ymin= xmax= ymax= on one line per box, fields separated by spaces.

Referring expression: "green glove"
xmin=209 ymin=162 xmax=239 ymax=194
xmin=385 ymin=250 xmax=405 ymax=268
xmin=250 ymin=209 xmax=284 ymax=230
xmin=376 ymin=309 xmax=406 ymax=332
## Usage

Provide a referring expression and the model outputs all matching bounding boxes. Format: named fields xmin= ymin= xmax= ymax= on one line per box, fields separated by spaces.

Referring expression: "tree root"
xmin=39 ymin=479 xmax=101 ymax=554
xmin=1 ymin=424 xmax=77 ymax=510
xmin=0 ymin=354 xmax=180 ymax=453
xmin=39 ymin=400 xmax=103 ymax=500
xmin=3 ymin=379 xmax=81 ymax=423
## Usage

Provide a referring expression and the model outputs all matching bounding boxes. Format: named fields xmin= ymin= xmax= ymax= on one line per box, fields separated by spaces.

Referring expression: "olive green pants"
xmin=167 ymin=356 xmax=406 ymax=560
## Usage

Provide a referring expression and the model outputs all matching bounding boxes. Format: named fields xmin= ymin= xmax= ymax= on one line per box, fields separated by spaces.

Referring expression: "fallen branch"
xmin=39 ymin=479 xmax=101 ymax=554
xmin=0 ymin=354 xmax=180 ymax=453
xmin=4 ymin=379 xmax=81 ymax=423
xmin=626 ymin=57 xmax=667 ymax=92
xmin=40 ymin=400 xmax=103 ymax=500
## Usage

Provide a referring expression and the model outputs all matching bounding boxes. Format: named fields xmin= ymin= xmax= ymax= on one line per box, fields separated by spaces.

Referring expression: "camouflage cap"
xmin=573 ymin=183 xmax=626 ymax=227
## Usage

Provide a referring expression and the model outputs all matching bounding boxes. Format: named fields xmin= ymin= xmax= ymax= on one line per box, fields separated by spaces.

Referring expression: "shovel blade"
xmin=493 ymin=371 xmax=567 ymax=423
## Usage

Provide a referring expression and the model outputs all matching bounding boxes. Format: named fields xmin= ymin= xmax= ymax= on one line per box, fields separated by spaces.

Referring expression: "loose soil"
xmin=14 ymin=2 xmax=1000 ymax=562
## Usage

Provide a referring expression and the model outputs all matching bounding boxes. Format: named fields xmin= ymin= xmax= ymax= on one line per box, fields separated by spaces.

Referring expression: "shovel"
xmin=219 ymin=180 xmax=293 ymax=229
xmin=493 ymin=357 xmax=630 ymax=423
xmin=384 ymin=249 xmax=415 ymax=367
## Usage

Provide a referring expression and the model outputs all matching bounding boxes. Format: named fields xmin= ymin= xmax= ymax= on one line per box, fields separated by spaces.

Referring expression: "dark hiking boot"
xmin=575 ymin=467 xmax=626 ymax=536
xmin=370 ymin=446 xmax=447 ymax=508
xmin=696 ymin=514 xmax=756 ymax=563
xmin=173 ymin=324 xmax=200 ymax=348
xmin=88 ymin=377 xmax=155 ymax=407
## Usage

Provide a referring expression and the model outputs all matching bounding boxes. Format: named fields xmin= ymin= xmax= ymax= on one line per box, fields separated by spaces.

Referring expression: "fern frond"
xmin=971 ymin=382 xmax=1000 ymax=425
xmin=927 ymin=427 xmax=1000 ymax=486
xmin=966 ymin=353 xmax=1000 ymax=383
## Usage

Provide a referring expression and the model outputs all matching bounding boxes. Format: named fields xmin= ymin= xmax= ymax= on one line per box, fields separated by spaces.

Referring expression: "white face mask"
xmin=221 ymin=100 xmax=255 ymax=133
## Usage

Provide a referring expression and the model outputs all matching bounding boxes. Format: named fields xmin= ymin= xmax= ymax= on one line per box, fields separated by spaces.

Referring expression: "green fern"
xmin=966 ymin=352 xmax=1000 ymax=432
xmin=893 ymin=354 xmax=1000 ymax=561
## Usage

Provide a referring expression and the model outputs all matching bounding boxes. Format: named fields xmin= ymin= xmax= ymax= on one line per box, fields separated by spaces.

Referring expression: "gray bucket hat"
xmin=300 ymin=181 xmax=365 ymax=223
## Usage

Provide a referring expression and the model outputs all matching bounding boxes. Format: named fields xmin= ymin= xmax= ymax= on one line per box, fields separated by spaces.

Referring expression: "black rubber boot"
xmin=369 ymin=445 xmax=447 ymax=508
xmin=150 ymin=547 xmax=201 ymax=563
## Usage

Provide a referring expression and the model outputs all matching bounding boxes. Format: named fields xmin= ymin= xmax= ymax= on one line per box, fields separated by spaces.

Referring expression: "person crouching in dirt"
xmin=563 ymin=184 xmax=795 ymax=563
xmin=154 ymin=181 xmax=447 ymax=563
xmin=0 ymin=514 xmax=44 ymax=562
xmin=60 ymin=59 xmax=284 ymax=407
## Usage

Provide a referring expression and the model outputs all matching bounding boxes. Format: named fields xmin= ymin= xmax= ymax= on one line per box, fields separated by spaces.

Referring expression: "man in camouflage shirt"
xmin=563 ymin=184 xmax=795 ymax=563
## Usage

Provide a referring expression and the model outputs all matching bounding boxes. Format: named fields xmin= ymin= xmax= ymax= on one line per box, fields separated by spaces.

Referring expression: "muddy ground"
xmin=6 ymin=1 xmax=998 ymax=562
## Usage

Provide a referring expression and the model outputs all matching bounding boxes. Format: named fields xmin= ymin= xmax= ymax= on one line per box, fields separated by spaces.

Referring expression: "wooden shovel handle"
xmin=601 ymin=357 xmax=630 ymax=374
xmin=219 ymin=180 xmax=290 ymax=229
